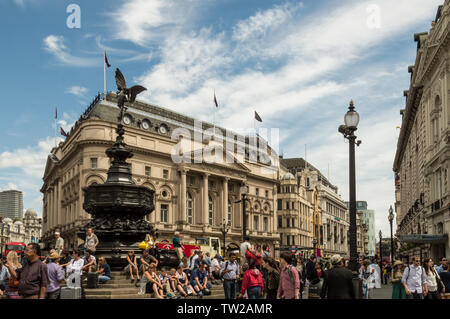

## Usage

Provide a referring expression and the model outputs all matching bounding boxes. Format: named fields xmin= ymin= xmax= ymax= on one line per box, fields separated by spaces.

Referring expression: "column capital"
xmin=202 ymin=172 xmax=210 ymax=178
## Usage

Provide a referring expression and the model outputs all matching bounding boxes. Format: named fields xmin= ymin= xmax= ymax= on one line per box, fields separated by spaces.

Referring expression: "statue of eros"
xmin=115 ymin=68 xmax=147 ymax=122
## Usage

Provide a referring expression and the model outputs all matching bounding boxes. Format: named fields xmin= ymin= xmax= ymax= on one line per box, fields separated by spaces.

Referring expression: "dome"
xmin=282 ymin=172 xmax=295 ymax=180
xmin=3 ymin=217 xmax=12 ymax=223
xmin=14 ymin=221 xmax=22 ymax=225
xmin=25 ymin=208 xmax=37 ymax=218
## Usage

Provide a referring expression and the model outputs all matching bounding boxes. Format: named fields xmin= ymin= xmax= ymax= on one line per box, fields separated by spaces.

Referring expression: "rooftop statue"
xmin=115 ymin=68 xmax=147 ymax=122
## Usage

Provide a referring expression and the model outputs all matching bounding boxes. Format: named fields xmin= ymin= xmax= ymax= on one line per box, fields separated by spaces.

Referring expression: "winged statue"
xmin=115 ymin=68 xmax=147 ymax=122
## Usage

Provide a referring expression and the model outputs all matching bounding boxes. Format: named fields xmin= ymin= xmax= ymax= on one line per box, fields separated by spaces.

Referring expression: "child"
xmin=159 ymin=268 xmax=174 ymax=298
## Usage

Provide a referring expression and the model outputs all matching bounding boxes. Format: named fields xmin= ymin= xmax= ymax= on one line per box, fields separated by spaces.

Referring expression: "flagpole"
xmin=54 ymin=105 xmax=57 ymax=148
xmin=103 ymin=50 xmax=106 ymax=99
xmin=213 ymin=89 xmax=216 ymax=136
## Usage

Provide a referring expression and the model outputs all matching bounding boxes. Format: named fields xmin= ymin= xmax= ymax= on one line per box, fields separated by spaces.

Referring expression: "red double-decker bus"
xmin=4 ymin=242 xmax=26 ymax=259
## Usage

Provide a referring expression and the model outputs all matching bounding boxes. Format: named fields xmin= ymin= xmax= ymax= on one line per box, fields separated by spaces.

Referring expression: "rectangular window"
xmin=160 ymin=204 xmax=168 ymax=223
xmin=278 ymin=216 xmax=282 ymax=228
xmin=90 ymin=158 xmax=98 ymax=169
xmin=163 ymin=169 xmax=169 ymax=179
xmin=228 ymin=184 xmax=233 ymax=192
xmin=256 ymin=188 xmax=259 ymax=196
xmin=277 ymin=199 xmax=282 ymax=210
xmin=292 ymin=218 xmax=295 ymax=228
xmin=254 ymin=216 xmax=259 ymax=231
xmin=187 ymin=176 xmax=195 ymax=186
xmin=286 ymin=218 xmax=290 ymax=228
xmin=265 ymin=190 xmax=269 ymax=198
xmin=286 ymin=202 xmax=289 ymax=210
xmin=263 ymin=217 xmax=268 ymax=232
xmin=145 ymin=166 xmax=151 ymax=177
xmin=208 ymin=180 xmax=215 ymax=189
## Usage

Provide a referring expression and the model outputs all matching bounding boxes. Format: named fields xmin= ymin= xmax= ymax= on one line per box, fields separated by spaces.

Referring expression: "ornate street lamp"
xmin=236 ymin=185 xmax=249 ymax=241
xmin=388 ymin=206 xmax=395 ymax=262
xmin=312 ymin=238 xmax=318 ymax=257
xmin=221 ymin=218 xmax=230 ymax=257
xmin=339 ymin=100 xmax=362 ymax=296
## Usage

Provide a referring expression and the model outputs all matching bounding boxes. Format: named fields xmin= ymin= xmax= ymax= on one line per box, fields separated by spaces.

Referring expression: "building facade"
xmin=0 ymin=209 xmax=41 ymax=255
xmin=281 ymin=158 xmax=349 ymax=258
xmin=394 ymin=2 xmax=450 ymax=261
xmin=40 ymin=93 xmax=280 ymax=251
xmin=0 ymin=190 xmax=23 ymax=220
xmin=276 ymin=168 xmax=314 ymax=257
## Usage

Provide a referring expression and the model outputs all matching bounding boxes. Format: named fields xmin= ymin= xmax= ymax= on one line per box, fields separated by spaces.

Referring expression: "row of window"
xmin=90 ymin=158 xmax=169 ymax=179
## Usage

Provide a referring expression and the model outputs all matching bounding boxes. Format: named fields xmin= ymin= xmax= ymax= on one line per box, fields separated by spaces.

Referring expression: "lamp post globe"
xmin=344 ymin=100 xmax=360 ymax=129
xmin=388 ymin=206 xmax=395 ymax=262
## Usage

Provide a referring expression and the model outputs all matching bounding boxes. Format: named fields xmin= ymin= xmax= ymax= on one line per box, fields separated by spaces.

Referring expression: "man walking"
xmin=402 ymin=256 xmax=428 ymax=299
xmin=46 ymin=252 xmax=63 ymax=299
xmin=54 ymin=232 xmax=64 ymax=256
xmin=6 ymin=243 xmax=49 ymax=299
xmin=277 ymin=252 xmax=300 ymax=299
xmin=240 ymin=236 xmax=251 ymax=264
xmin=320 ymin=255 xmax=355 ymax=299
xmin=84 ymin=228 xmax=99 ymax=254
xmin=435 ymin=257 xmax=448 ymax=275
xmin=306 ymin=254 xmax=319 ymax=284
xmin=220 ymin=253 xmax=239 ymax=299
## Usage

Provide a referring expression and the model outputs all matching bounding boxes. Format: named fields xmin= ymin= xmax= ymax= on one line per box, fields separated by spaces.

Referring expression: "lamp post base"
xmin=352 ymin=272 xmax=363 ymax=299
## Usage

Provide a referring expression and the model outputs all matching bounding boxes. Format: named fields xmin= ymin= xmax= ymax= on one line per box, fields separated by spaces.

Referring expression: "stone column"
xmin=203 ymin=174 xmax=209 ymax=225
xmin=222 ymin=178 xmax=229 ymax=225
xmin=180 ymin=169 xmax=187 ymax=224
xmin=57 ymin=179 xmax=62 ymax=228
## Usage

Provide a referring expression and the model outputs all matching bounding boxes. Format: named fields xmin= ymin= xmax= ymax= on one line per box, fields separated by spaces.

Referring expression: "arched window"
xmin=208 ymin=195 xmax=214 ymax=225
xmin=187 ymin=192 xmax=193 ymax=224
xmin=227 ymin=200 xmax=232 ymax=227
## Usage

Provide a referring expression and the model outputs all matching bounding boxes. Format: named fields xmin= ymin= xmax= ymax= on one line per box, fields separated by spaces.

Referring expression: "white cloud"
xmin=66 ymin=86 xmax=88 ymax=97
xmin=0 ymin=136 xmax=60 ymax=178
xmin=43 ymin=35 xmax=97 ymax=67
xmin=110 ymin=0 xmax=179 ymax=46
xmin=232 ymin=2 xmax=303 ymax=42
xmin=0 ymin=182 xmax=19 ymax=191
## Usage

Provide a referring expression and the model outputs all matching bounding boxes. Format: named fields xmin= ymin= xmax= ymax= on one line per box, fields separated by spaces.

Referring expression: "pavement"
xmin=372 ymin=283 xmax=393 ymax=299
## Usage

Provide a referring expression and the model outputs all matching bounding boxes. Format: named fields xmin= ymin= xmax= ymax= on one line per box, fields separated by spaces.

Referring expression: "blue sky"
xmin=0 ymin=0 xmax=444 ymax=236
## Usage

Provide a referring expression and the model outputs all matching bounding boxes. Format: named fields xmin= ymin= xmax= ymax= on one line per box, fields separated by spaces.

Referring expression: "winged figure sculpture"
xmin=115 ymin=68 xmax=147 ymax=121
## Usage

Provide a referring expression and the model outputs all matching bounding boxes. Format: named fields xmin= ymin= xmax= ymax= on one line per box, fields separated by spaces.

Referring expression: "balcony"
xmin=431 ymin=199 xmax=443 ymax=212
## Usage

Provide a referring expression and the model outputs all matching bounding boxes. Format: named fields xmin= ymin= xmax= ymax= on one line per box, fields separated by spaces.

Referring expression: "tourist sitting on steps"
xmin=143 ymin=264 xmax=164 ymax=299
xmin=124 ymin=250 xmax=140 ymax=283
xmin=96 ymin=257 xmax=111 ymax=284
xmin=175 ymin=265 xmax=197 ymax=297
xmin=82 ymin=249 xmax=96 ymax=274
xmin=159 ymin=267 xmax=177 ymax=298
xmin=190 ymin=262 xmax=209 ymax=298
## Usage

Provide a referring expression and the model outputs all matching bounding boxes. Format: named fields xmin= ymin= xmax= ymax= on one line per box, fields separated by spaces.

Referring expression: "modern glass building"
xmin=0 ymin=190 xmax=23 ymax=220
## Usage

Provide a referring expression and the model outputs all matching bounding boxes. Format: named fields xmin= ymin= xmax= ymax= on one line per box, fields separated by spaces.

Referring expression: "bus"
xmin=4 ymin=242 xmax=26 ymax=260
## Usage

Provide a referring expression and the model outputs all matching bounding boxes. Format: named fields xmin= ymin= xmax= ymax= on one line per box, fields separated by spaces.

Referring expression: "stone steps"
xmin=83 ymin=270 xmax=226 ymax=299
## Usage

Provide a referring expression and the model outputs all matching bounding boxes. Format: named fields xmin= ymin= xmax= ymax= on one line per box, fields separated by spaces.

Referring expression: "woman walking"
xmin=262 ymin=257 xmax=280 ymax=299
xmin=240 ymin=258 xmax=264 ymax=299
xmin=391 ymin=260 xmax=406 ymax=299
xmin=423 ymin=258 xmax=443 ymax=299
xmin=4 ymin=251 xmax=21 ymax=299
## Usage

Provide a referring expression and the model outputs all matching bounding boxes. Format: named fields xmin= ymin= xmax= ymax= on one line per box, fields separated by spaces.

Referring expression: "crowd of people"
xmin=1 ymin=228 xmax=449 ymax=300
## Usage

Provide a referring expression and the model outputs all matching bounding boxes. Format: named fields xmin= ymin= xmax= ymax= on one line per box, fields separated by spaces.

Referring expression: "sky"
xmin=0 ymin=0 xmax=444 ymax=237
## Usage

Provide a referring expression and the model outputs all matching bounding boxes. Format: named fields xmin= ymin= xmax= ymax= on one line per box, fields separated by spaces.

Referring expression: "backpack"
xmin=266 ymin=268 xmax=280 ymax=291
xmin=220 ymin=262 xmax=229 ymax=278
xmin=287 ymin=265 xmax=299 ymax=285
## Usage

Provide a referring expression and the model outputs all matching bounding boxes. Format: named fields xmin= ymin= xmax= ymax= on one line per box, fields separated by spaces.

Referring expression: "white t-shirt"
xmin=240 ymin=242 xmax=251 ymax=260
xmin=211 ymin=259 xmax=220 ymax=271
xmin=68 ymin=258 xmax=84 ymax=275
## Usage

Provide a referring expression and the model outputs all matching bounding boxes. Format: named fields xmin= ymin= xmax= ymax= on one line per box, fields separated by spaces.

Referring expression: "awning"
xmin=400 ymin=234 xmax=448 ymax=244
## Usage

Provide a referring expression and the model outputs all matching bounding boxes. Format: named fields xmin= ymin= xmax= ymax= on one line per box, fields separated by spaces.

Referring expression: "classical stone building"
xmin=40 ymin=93 xmax=280 ymax=251
xmin=0 ymin=210 xmax=41 ymax=249
xmin=280 ymin=158 xmax=349 ymax=258
xmin=394 ymin=2 xmax=450 ymax=261
xmin=276 ymin=166 xmax=314 ymax=257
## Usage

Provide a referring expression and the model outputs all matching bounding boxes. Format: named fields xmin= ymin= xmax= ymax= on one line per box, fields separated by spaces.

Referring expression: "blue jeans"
xmin=406 ymin=292 xmax=423 ymax=299
xmin=98 ymin=276 xmax=110 ymax=283
xmin=247 ymin=286 xmax=263 ymax=299
xmin=223 ymin=280 xmax=236 ymax=299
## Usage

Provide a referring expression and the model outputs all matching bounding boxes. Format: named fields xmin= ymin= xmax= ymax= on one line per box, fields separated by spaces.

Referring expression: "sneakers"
xmin=198 ymin=291 xmax=203 ymax=298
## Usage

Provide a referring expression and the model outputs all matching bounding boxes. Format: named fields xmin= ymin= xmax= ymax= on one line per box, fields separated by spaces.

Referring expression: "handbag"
xmin=433 ymin=269 xmax=445 ymax=294
xmin=8 ymin=276 xmax=19 ymax=288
